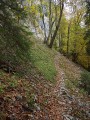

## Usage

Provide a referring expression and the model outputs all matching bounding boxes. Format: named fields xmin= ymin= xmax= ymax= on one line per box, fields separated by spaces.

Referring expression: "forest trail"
xmin=44 ymin=53 xmax=66 ymax=120
xmin=0 ymin=51 xmax=90 ymax=120
xmin=47 ymin=52 xmax=90 ymax=120
xmin=45 ymin=52 xmax=79 ymax=120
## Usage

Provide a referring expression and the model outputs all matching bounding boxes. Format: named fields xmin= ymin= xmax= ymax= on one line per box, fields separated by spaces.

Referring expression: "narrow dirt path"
xmin=0 ymin=53 xmax=67 ymax=120
xmin=54 ymin=53 xmax=65 ymax=94
xmin=1 ymin=52 xmax=89 ymax=120
xmin=51 ymin=53 xmax=90 ymax=120
xmin=46 ymin=53 xmax=66 ymax=120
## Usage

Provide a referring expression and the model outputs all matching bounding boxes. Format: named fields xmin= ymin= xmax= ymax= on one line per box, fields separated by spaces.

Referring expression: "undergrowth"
xmin=30 ymin=39 xmax=56 ymax=83
xmin=58 ymin=56 xmax=87 ymax=96
xmin=80 ymin=71 xmax=90 ymax=95
xmin=0 ymin=71 xmax=19 ymax=94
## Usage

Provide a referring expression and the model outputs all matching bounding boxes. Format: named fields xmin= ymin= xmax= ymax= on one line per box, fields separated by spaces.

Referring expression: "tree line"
xmin=29 ymin=0 xmax=90 ymax=71
xmin=0 ymin=0 xmax=90 ymax=72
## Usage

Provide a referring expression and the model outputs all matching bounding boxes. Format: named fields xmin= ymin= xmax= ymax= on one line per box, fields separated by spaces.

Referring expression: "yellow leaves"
xmin=78 ymin=55 xmax=90 ymax=68
xmin=23 ymin=0 xmax=38 ymax=15
xmin=24 ymin=6 xmax=27 ymax=11
xmin=25 ymin=5 xmax=38 ymax=16
xmin=30 ymin=5 xmax=37 ymax=14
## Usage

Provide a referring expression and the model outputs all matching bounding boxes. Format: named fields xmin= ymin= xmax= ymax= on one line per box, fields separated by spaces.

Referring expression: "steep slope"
xmin=0 ymin=39 xmax=90 ymax=120
xmin=54 ymin=53 xmax=90 ymax=120
xmin=0 ymin=39 xmax=58 ymax=120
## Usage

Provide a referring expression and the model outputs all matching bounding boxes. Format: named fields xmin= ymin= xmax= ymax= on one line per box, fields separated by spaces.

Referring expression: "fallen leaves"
xmin=0 ymin=53 xmax=90 ymax=120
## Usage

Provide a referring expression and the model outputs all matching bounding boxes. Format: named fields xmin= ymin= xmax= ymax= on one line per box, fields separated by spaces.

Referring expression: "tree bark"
xmin=49 ymin=1 xmax=64 ymax=48
xmin=67 ymin=21 xmax=71 ymax=56
xmin=40 ymin=0 xmax=47 ymax=43
xmin=46 ymin=0 xmax=52 ymax=44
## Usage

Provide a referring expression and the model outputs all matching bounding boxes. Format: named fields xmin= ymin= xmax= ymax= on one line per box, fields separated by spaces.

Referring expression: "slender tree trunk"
xmin=46 ymin=0 xmax=52 ymax=44
xmin=67 ymin=22 xmax=71 ymax=56
xmin=59 ymin=30 xmax=62 ymax=52
xmin=49 ymin=1 xmax=64 ymax=48
xmin=42 ymin=15 xmax=47 ymax=43
xmin=55 ymin=0 xmax=58 ymax=26
xmin=88 ymin=56 xmax=90 ymax=71
xmin=46 ymin=19 xmax=55 ymax=44
xmin=40 ymin=0 xmax=47 ymax=43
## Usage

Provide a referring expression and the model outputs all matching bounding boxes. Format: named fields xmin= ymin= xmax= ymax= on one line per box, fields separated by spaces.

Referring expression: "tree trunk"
xmin=67 ymin=22 xmax=71 ymax=57
xmin=88 ymin=56 xmax=90 ymax=71
xmin=59 ymin=31 xmax=62 ymax=52
xmin=49 ymin=1 xmax=64 ymax=48
xmin=40 ymin=0 xmax=47 ymax=43
xmin=42 ymin=15 xmax=47 ymax=43
xmin=46 ymin=0 xmax=52 ymax=44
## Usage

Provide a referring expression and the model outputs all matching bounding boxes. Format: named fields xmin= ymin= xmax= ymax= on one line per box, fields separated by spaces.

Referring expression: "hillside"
xmin=0 ymin=1 xmax=90 ymax=120
xmin=0 ymin=39 xmax=90 ymax=120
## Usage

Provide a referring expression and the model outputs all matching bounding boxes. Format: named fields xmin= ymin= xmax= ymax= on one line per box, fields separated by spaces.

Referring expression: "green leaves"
xmin=85 ymin=1 xmax=90 ymax=55
xmin=80 ymin=71 xmax=90 ymax=94
xmin=0 ymin=0 xmax=32 ymax=72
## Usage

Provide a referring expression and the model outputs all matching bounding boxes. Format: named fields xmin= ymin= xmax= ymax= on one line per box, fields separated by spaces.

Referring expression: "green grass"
xmin=30 ymin=39 xmax=56 ymax=82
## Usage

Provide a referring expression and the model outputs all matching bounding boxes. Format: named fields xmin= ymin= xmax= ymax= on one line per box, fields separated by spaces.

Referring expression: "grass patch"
xmin=30 ymin=39 xmax=56 ymax=83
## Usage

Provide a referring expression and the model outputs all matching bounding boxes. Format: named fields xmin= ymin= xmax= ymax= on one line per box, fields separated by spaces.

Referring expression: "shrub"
xmin=80 ymin=71 xmax=90 ymax=94
xmin=0 ymin=0 xmax=31 ymax=73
